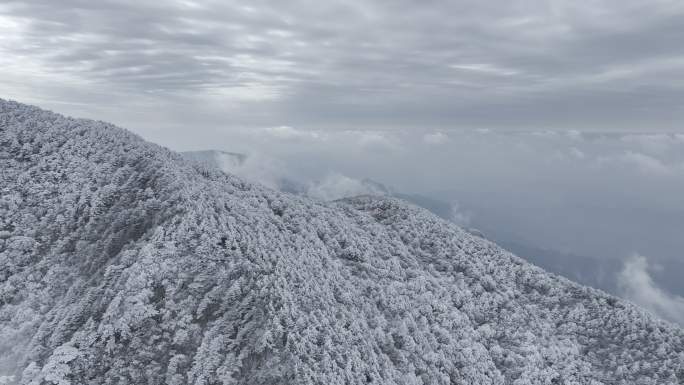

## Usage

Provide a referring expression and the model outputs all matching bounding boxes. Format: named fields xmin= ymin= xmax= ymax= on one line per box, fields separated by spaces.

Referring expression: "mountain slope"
xmin=0 ymin=99 xmax=682 ymax=384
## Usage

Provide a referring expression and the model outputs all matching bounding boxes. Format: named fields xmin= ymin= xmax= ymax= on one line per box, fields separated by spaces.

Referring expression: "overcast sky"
xmin=2 ymin=0 xmax=684 ymax=147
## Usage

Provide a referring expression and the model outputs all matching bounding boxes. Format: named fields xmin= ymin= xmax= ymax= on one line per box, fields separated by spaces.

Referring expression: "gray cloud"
xmin=618 ymin=255 xmax=684 ymax=326
xmin=3 ymin=0 xmax=684 ymax=142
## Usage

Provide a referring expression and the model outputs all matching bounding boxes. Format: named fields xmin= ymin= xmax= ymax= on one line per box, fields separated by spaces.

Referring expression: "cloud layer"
xmin=618 ymin=255 xmax=684 ymax=325
xmin=2 ymin=0 xmax=684 ymax=144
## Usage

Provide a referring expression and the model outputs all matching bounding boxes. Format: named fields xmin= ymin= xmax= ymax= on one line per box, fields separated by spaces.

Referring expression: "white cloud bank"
xmin=306 ymin=173 xmax=388 ymax=201
xmin=618 ymin=254 xmax=684 ymax=325
xmin=214 ymin=151 xmax=290 ymax=190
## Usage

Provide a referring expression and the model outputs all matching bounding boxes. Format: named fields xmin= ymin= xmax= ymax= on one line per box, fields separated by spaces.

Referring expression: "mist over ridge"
xmin=2 ymin=99 xmax=683 ymax=384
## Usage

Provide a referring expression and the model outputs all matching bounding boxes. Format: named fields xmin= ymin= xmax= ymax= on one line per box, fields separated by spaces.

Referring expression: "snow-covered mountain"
xmin=1 ymin=99 xmax=683 ymax=384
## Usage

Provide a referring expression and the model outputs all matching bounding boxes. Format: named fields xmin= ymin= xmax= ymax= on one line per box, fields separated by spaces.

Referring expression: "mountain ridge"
xmin=1 ymin=99 xmax=682 ymax=384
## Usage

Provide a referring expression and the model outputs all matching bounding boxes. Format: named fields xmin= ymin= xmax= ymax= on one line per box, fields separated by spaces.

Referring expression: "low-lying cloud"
xmin=306 ymin=173 xmax=388 ymax=202
xmin=618 ymin=255 xmax=684 ymax=325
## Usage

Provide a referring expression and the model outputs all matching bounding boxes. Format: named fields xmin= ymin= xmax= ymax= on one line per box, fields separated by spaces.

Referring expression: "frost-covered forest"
xmin=1 ymin=99 xmax=683 ymax=384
